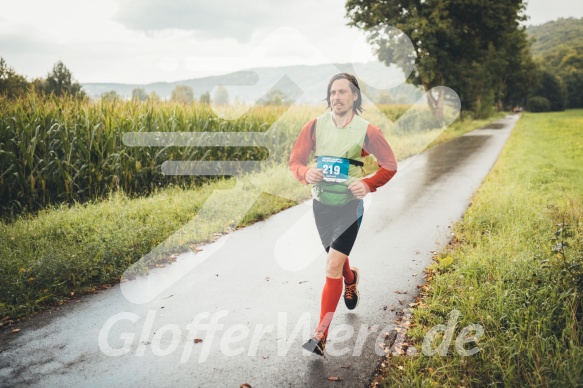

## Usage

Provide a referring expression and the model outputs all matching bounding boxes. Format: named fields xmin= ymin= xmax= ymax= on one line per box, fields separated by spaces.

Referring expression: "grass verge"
xmin=0 ymin=111 xmax=509 ymax=325
xmin=375 ymin=110 xmax=583 ymax=387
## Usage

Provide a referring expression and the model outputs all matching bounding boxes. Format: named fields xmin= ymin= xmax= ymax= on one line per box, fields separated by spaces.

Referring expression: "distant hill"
xmin=526 ymin=17 xmax=583 ymax=57
xmin=82 ymin=62 xmax=424 ymax=105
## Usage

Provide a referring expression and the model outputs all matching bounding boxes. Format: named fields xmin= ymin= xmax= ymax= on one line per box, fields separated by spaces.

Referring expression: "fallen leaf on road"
xmin=194 ymin=338 xmax=203 ymax=343
xmin=327 ymin=377 xmax=343 ymax=381
xmin=240 ymin=384 xmax=252 ymax=388
xmin=11 ymin=328 xmax=20 ymax=334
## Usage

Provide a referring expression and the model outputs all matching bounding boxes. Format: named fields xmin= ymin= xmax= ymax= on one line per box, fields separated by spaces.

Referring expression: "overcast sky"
xmin=1 ymin=0 xmax=582 ymax=84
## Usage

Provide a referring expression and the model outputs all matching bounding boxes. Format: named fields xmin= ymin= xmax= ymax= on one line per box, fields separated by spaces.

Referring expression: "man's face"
xmin=329 ymin=79 xmax=358 ymax=116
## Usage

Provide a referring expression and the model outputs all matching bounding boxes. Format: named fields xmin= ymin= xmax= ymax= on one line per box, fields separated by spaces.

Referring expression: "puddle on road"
xmin=395 ymin=135 xmax=493 ymax=211
xmin=478 ymin=123 xmax=506 ymax=130
xmin=423 ymin=135 xmax=492 ymax=187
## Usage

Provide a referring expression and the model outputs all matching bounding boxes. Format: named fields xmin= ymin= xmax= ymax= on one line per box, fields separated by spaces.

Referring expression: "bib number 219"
xmin=317 ymin=156 xmax=350 ymax=183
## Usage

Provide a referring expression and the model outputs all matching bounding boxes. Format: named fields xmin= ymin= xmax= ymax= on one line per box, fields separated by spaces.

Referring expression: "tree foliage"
xmin=101 ymin=90 xmax=120 ymax=102
xmin=345 ymin=0 xmax=533 ymax=117
xmin=45 ymin=61 xmax=84 ymax=98
xmin=258 ymin=89 xmax=291 ymax=106
xmin=0 ymin=57 xmax=30 ymax=98
xmin=526 ymin=18 xmax=583 ymax=109
xmin=536 ymin=45 xmax=583 ymax=109
xmin=531 ymin=70 xmax=567 ymax=111
xmin=131 ymin=88 xmax=148 ymax=102
xmin=171 ymin=84 xmax=194 ymax=104
xmin=199 ymin=91 xmax=211 ymax=104
xmin=213 ymin=85 xmax=229 ymax=106
xmin=148 ymin=91 xmax=161 ymax=103
xmin=527 ymin=17 xmax=583 ymax=56
xmin=526 ymin=96 xmax=551 ymax=112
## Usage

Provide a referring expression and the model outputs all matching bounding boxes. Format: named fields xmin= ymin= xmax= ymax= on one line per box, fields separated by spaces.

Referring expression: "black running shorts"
xmin=312 ymin=198 xmax=364 ymax=256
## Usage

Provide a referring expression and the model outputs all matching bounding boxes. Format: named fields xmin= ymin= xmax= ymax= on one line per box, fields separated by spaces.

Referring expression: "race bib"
xmin=317 ymin=156 xmax=349 ymax=182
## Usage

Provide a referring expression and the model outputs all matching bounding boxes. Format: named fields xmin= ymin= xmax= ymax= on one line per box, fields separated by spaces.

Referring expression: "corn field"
xmin=0 ymin=92 xmax=409 ymax=219
xmin=0 ymin=94 xmax=305 ymax=218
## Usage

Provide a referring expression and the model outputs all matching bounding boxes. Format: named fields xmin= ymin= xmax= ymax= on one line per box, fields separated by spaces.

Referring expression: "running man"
xmin=288 ymin=73 xmax=398 ymax=356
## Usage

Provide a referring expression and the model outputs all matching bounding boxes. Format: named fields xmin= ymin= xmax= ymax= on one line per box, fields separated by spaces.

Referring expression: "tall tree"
xmin=540 ymin=45 xmax=583 ymax=108
xmin=199 ymin=91 xmax=211 ymax=104
xmin=531 ymin=69 xmax=567 ymax=111
xmin=131 ymin=87 xmax=148 ymax=102
xmin=258 ymin=89 xmax=291 ymax=106
xmin=101 ymin=90 xmax=120 ymax=102
xmin=0 ymin=57 xmax=30 ymax=98
xmin=346 ymin=0 xmax=530 ymax=117
xmin=45 ymin=61 xmax=84 ymax=98
xmin=148 ymin=91 xmax=161 ymax=103
xmin=213 ymin=85 xmax=229 ymax=106
xmin=170 ymin=84 xmax=194 ymax=104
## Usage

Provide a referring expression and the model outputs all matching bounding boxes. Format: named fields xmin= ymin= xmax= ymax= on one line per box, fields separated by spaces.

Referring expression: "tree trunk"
xmin=427 ymin=87 xmax=445 ymax=122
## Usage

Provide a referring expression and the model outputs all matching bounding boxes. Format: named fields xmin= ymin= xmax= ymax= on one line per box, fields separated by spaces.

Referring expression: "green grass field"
xmin=0 ymin=97 xmax=505 ymax=324
xmin=377 ymin=110 xmax=583 ymax=387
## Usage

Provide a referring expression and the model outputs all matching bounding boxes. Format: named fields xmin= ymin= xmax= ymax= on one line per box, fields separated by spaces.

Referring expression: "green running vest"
xmin=312 ymin=112 xmax=368 ymax=206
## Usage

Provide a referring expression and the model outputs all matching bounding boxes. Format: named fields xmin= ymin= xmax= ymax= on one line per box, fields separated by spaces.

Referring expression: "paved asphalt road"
xmin=0 ymin=114 xmax=519 ymax=387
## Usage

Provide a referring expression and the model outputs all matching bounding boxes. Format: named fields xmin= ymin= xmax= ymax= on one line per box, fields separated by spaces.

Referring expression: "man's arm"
xmin=360 ymin=124 xmax=398 ymax=192
xmin=288 ymin=118 xmax=317 ymax=184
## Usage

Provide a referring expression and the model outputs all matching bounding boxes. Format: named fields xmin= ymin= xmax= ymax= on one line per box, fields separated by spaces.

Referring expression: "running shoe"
xmin=344 ymin=267 xmax=360 ymax=310
xmin=302 ymin=331 xmax=326 ymax=356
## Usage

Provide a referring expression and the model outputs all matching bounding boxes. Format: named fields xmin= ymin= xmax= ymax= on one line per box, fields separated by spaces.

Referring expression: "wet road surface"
xmin=0 ymin=115 xmax=520 ymax=387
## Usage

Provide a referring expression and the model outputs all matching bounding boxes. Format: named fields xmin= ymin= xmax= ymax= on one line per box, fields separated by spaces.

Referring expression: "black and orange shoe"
xmin=302 ymin=331 xmax=327 ymax=356
xmin=344 ymin=267 xmax=360 ymax=310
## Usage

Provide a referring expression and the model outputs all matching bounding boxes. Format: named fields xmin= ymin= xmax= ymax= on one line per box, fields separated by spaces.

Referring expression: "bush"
xmin=527 ymin=96 xmax=551 ymax=112
xmin=531 ymin=70 xmax=567 ymax=111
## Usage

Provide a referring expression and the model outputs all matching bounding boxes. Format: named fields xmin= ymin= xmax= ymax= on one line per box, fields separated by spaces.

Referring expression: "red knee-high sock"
xmin=343 ymin=257 xmax=355 ymax=285
xmin=316 ymin=277 xmax=343 ymax=338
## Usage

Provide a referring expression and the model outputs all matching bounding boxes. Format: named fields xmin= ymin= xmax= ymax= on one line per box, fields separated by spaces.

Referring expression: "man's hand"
xmin=347 ymin=180 xmax=370 ymax=199
xmin=305 ymin=168 xmax=324 ymax=184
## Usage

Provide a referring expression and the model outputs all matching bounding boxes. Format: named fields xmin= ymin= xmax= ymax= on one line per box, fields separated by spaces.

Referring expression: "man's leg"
xmin=305 ymin=199 xmax=360 ymax=354
xmin=343 ymin=256 xmax=355 ymax=285
xmin=316 ymin=248 xmax=347 ymax=338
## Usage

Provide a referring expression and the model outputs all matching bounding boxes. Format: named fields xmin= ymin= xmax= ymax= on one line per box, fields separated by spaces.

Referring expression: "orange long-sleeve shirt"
xmin=288 ymin=117 xmax=398 ymax=192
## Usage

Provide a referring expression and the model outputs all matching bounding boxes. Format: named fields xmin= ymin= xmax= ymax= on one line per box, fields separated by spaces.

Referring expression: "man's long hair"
xmin=325 ymin=73 xmax=364 ymax=115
